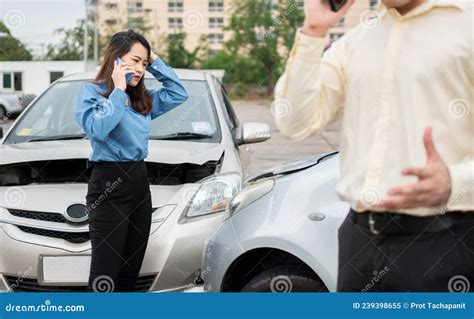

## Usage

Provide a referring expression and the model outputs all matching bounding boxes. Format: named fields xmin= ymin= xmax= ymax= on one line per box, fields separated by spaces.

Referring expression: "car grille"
xmin=16 ymin=225 xmax=90 ymax=244
xmin=8 ymin=208 xmax=87 ymax=226
xmin=4 ymin=275 xmax=156 ymax=292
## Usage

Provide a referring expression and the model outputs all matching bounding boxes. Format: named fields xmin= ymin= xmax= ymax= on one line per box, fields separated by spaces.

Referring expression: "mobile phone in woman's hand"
xmin=115 ymin=57 xmax=134 ymax=84
xmin=328 ymin=0 xmax=347 ymax=12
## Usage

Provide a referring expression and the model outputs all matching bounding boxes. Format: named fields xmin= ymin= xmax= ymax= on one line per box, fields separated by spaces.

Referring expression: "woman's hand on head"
xmin=112 ymin=60 xmax=136 ymax=91
xmin=149 ymin=51 xmax=158 ymax=64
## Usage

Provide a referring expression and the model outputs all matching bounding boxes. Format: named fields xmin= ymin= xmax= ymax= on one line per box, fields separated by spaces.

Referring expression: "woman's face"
xmin=120 ymin=42 xmax=149 ymax=87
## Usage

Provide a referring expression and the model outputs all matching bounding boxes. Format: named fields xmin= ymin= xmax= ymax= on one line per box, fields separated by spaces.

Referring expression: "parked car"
xmin=0 ymin=93 xmax=27 ymax=120
xmin=202 ymin=152 xmax=350 ymax=292
xmin=0 ymin=69 xmax=271 ymax=292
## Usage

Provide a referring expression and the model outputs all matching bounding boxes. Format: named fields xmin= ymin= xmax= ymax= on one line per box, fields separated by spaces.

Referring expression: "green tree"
xmin=45 ymin=19 xmax=93 ymax=61
xmin=0 ymin=21 xmax=32 ymax=61
xmin=165 ymin=32 xmax=206 ymax=68
xmin=224 ymin=0 xmax=304 ymax=95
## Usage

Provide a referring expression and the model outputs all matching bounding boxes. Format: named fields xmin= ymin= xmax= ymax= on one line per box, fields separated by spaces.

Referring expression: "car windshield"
xmin=4 ymin=79 xmax=220 ymax=144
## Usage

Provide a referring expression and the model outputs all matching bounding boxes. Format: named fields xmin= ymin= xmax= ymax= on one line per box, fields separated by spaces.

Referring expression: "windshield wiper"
xmin=26 ymin=134 xmax=87 ymax=142
xmin=150 ymin=132 xmax=213 ymax=140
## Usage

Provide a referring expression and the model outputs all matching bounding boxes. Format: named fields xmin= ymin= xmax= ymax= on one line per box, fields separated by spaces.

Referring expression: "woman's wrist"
xmin=149 ymin=51 xmax=158 ymax=64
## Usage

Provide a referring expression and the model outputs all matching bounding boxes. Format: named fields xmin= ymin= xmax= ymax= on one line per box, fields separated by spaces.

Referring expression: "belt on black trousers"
xmin=349 ymin=209 xmax=474 ymax=235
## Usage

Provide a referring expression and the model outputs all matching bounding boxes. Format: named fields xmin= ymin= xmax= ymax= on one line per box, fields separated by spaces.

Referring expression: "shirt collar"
xmin=378 ymin=0 xmax=466 ymax=20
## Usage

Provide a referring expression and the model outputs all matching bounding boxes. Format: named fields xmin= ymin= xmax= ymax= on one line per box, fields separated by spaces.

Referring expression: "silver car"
xmin=0 ymin=69 xmax=271 ymax=292
xmin=0 ymin=93 xmax=26 ymax=120
xmin=202 ymin=152 xmax=350 ymax=292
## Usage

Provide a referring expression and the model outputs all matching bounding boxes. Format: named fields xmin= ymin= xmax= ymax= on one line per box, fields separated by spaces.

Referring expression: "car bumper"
xmin=202 ymin=218 xmax=245 ymax=292
xmin=0 ymin=205 xmax=225 ymax=292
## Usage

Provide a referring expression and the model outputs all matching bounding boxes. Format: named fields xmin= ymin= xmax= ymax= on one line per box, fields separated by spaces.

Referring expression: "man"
xmin=274 ymin=0 xmax=473 ymax=291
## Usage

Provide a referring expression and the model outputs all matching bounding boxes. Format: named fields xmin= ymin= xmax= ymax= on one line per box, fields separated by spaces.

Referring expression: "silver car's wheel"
xmin=240 ymin=265 xmax=327 ymax=292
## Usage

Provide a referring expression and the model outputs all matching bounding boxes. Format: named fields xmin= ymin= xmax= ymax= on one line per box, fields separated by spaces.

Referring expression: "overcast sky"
xmin=0 ymin=0 xmax=86 ymax=57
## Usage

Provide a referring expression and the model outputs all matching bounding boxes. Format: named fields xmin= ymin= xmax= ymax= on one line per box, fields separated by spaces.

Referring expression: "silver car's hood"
xmin=0 ymin=139 xmax=224 ymax=165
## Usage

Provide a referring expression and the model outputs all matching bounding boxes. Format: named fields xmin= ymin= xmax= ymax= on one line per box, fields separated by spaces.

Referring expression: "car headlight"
xmin=225 ymin=178 xmax=274 ymax=220
xmin=184 ymin=172 xmax=241 ymax=219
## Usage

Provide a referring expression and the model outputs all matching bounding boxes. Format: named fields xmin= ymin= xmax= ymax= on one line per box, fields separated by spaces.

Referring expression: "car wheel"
xmin=240 ymin=265 xmax=328 ymax=292
xmin=0 ymin=106 xmax=6 ymax=120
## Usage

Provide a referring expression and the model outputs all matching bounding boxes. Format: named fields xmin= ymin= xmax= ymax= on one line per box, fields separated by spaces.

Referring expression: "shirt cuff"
xmin=108 ymin=87 xmax=128 ymax=107
xmin=446 ymin=161 xmax=474 ymax=210
xmin=146 ymin=57 xmax=168 ymax=78
xmin=289 ymin=28 xmax=330 ymax=63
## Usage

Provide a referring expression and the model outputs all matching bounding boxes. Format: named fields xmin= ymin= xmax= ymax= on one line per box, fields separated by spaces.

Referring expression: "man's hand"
xmin=302 ymin=0 xmax=355 ymax=37
xmin=377 ymin=126 xmax=452 ymax=210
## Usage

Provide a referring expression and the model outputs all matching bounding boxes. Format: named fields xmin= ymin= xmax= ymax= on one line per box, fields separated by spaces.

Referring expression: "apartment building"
xmin=96 ymin=0 xmax=379 ymax=52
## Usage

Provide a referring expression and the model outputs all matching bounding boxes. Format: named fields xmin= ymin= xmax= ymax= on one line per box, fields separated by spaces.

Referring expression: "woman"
xmin=75 ymin=29 xmax=188 ymax=292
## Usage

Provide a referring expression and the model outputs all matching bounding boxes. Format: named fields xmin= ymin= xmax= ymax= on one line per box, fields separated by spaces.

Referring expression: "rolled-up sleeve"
xmin=75 ymin=83 xmax=127 ymax=141
xmin=274 ymin=28 xmax=347 ymax=141
xmin=146 ymin=57 xmax=189 ymax=120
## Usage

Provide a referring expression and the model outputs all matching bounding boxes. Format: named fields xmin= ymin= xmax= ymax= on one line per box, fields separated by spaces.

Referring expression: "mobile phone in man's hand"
xmin=328 ymin=0 xmax=347 ymax=12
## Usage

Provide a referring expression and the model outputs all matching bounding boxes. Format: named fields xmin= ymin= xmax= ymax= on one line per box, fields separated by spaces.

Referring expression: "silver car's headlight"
xmin=185 ymin=172 xmax=241 ymax=218
xmin=225 ymin=178 xmax=274 ymax=220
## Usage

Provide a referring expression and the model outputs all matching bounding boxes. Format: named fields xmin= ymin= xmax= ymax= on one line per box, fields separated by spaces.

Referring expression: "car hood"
xmin=0 ymin=139 xmax=224 ymax=165
xmin=245 ymin=151 xmax=338 ymax=184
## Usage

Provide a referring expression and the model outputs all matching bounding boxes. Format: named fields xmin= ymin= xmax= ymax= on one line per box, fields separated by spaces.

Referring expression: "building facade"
xmin=96 ymin=0 xmax=379 ymax=52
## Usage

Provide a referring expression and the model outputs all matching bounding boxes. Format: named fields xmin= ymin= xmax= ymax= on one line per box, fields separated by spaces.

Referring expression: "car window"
xmin=4 ymin=79 xmax=221 ymax=144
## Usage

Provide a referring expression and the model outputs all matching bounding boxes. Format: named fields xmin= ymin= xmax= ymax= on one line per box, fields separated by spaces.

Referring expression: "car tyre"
xmin=240 ymin=265 xmax=327 ymax=292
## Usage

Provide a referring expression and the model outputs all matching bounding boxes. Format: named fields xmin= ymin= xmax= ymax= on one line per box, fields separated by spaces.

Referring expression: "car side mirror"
xmin=237 ymin=122 xmax=271 ymax=145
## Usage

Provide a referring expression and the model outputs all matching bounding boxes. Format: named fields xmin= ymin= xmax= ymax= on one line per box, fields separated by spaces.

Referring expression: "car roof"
xmin=59 ymin=68 xmax=207 ymax=82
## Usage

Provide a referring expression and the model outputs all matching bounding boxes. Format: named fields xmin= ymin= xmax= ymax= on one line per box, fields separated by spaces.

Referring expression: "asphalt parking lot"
xmin=233 ymin=100 xmax=341 ymax=176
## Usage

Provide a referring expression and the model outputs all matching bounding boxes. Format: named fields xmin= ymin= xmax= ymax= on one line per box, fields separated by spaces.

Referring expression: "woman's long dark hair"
xmin=92 ymin=29 xmax=152 ymax=115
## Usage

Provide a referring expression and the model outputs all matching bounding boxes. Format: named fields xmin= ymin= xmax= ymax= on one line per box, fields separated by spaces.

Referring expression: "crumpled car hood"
xmin=0 ymin=140 xmax=224 ymax=165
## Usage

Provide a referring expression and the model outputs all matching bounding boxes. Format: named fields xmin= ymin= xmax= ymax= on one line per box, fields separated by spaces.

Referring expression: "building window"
xmin=209 ymin=0 xmax=224 ymax=12
xmin=335 ymin=17 xmax=345 ymax=27
xmin=209 ymin=17 xmax=224 ymax=28
xmin=168 ymin=0 xmax=183 ymax=12
xmin=370 ymin=0 xmax=378 ymax=9
xmin=2 ymin=72 xmax=22 ymax=91
xmin=168 ymin=17 xmax=183 ymax=28
xmin=105 ymin=18 xmax=117 ymax=25
xmin=127 ymin=1 xmax=143 ymax=13
xmin=329 ymin=32 xmax=344 ymax=42
xmin=295 ymin=0 xmax=304 ymax=10
xmin=208 ymin=33 xmax=224 ymax=44
xmin=49 ymin=72 xmax=64 ymax=84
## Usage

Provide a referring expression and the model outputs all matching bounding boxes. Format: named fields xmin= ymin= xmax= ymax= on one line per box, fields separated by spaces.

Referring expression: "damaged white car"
xmin=0 ymin=70 xmax=271 ymax=292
